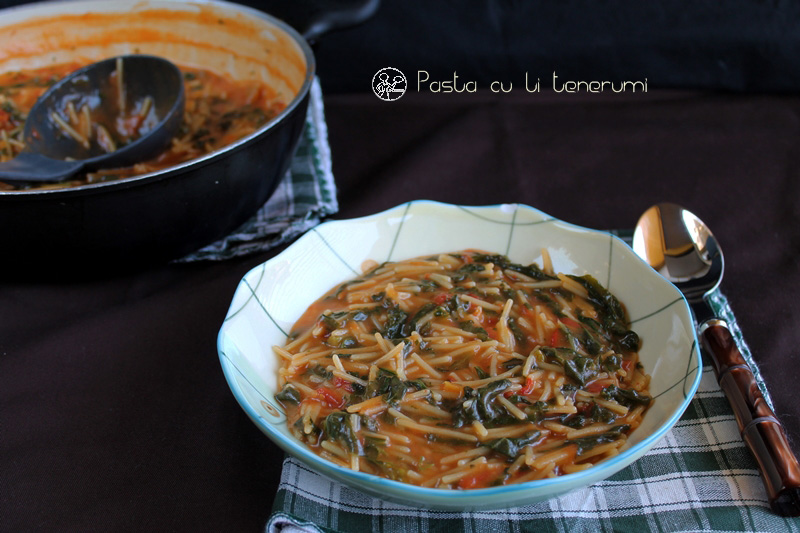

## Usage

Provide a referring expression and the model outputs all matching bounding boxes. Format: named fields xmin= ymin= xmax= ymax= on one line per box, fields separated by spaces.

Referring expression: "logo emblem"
xmin=372 ymin=67 xmax=407 ymax=101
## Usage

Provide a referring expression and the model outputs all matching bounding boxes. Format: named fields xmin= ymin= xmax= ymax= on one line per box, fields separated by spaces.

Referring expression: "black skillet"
xmin=0 ymin=0 xmax=379 ymax=278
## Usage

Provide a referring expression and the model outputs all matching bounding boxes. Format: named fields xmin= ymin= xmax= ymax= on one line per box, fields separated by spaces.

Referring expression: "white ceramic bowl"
xmin=217 ymin=201 xmax=701 ymax=510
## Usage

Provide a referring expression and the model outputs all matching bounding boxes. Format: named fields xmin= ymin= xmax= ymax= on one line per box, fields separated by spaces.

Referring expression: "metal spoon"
xmin=0 ymin=55 xmax=184 ymax=184
xmin=634 ymin=202 xmax=800 ymax=516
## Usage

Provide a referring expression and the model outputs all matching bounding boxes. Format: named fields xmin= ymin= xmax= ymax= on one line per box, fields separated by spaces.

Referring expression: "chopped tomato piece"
xmin=332 ymin=377 xmax=353 ymax=393
xmin=519 ymin=374 xmax=537 ymax=396
xmin=474 ymin=310 xmax=501 ymax=341
xmin=549 ymin=329 xmax=564 ymax=347
xmin=433 ymin=292 xmax=450 ymax=305
xmin=585 ymin=380 xmax=606 ymax=394
xmin=315 ymin=386 xmax=346 ymax=409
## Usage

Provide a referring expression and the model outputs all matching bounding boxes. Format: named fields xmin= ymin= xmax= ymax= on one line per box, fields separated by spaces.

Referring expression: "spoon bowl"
xmin=633 ymin=203 xmax=724 ymax=308
xmin=0 ymin=54 xmax=184 ymax=183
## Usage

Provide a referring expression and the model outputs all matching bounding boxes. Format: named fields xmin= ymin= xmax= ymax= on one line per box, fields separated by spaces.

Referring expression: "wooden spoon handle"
xmin=701 ymin=321 xmax=800 ymax=516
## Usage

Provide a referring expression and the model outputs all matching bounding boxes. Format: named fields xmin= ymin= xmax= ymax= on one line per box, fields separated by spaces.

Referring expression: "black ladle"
xmin=0 ymin=55 xmax=184 ymax=184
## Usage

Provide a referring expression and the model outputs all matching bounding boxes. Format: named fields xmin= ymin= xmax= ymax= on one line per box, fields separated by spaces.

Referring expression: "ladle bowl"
xmin=0 ymin=54 xmax=184 ymax=183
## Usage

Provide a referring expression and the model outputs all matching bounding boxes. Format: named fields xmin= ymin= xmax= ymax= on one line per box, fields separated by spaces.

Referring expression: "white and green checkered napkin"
xmin=266 ymin=291 xmax=797 ymax=533
xmin=178 ymin=78 xmax=337 ymax=262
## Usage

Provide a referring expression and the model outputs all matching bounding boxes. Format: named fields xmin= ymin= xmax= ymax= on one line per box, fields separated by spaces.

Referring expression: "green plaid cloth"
xmin=178 ymin=77 xmax=337 ymax=262
xmin=266 ymin=289 xmax=797 ymax=533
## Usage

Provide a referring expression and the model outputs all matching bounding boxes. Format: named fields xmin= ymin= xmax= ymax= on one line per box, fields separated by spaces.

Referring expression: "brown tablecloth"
xmin=3 ymin=89 xmax=799 ymax=531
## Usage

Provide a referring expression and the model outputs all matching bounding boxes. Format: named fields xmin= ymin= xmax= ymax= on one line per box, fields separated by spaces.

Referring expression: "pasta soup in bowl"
xmin=217 ymin=201 xmax=701 ymax=509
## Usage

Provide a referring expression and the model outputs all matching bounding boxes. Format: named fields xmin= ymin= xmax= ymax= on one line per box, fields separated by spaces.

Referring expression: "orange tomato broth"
xmin=274 ymin=250 xmax=652 ymax=489
xmin=0 ymin=60 xmax=284 ymax=190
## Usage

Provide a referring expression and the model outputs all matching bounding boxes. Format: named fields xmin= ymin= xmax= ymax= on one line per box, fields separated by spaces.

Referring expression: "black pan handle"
xmin=253 ymin=0 xmax=380 ymax=42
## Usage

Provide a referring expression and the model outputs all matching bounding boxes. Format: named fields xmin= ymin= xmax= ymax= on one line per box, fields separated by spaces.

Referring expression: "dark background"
xmin=261 ymin=0 xmax=800 ymax=94
xmin=4 ymin=0 xmax=800 ymax=92
xmin=3 ymin=1 xmax=800 ymax=531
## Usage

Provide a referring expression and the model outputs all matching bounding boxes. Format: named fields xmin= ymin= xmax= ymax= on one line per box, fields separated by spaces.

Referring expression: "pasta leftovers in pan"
xmin=0 ymin=61 xmax=284 ymax=190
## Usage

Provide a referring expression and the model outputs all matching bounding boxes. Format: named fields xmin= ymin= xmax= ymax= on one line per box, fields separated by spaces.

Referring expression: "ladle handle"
xmin=0 ymin=151 xmax=85 ymax=183
xmin=701 ymin=320 xmax=800 ymax=516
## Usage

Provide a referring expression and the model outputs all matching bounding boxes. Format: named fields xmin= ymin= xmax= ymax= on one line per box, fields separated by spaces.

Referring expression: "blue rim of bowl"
xmin=217 ymin=200 xmax=702 ymax=501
